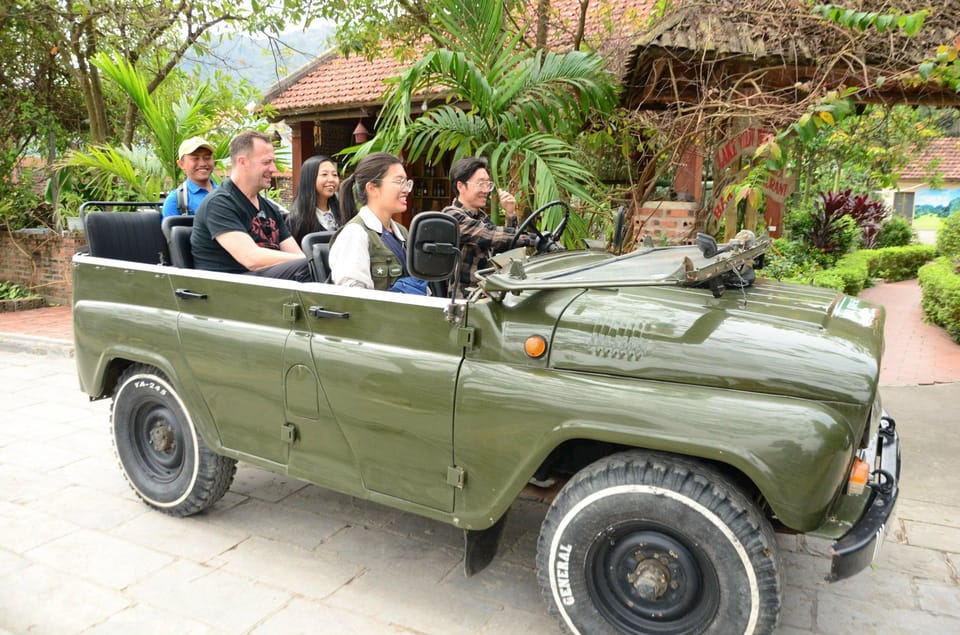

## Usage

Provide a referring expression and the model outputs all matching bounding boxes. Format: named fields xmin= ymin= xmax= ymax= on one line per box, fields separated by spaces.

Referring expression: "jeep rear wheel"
xmin=112 ymin=364 xmax=236 ymax=516
xmin=536 ymin=451 xmax=781 ymax=635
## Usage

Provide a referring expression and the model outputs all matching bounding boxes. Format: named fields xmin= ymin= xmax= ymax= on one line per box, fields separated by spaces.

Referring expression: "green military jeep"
xmin=73 ymin=203 xmax=899 ymax=635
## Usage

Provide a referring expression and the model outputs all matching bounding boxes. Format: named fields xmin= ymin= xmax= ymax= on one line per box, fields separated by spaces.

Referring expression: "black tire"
xmin=112 ymin=364 xmax=236 ymax=517
xmin=536 ymin=451 xmax=781 ymax=635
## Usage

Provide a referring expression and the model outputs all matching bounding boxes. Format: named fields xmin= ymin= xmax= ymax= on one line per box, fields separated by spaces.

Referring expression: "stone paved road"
xmin=1 ymin=351 xmax=959 ymax=634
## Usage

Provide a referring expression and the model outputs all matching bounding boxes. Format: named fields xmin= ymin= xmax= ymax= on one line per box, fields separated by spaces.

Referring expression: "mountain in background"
xmin=184 ymin=25 xmax=335 ymax=94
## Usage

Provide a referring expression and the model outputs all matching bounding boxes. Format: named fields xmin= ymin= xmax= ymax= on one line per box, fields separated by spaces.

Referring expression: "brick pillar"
xmin=765 ymin=198 xmax=784 ymax=238
xmin=290 ymin=121 xmax=315 ymax=194
xmin=673 ymin=143 xmax=703 ymax=203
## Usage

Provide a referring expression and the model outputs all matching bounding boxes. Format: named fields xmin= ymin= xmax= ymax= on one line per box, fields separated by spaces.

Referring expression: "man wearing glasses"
xmin=443 ymin=156 xmax=554 ymax=294
xmin=192 ymin=131 xmax=311 ymax=281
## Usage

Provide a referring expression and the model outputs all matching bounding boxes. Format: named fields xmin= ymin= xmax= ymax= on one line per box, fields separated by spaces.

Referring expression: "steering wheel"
xmin=508 ymin=200 xmax=570 ymax=251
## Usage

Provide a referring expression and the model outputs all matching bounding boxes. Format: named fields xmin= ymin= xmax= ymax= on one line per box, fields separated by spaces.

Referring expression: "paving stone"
xmin=816 ymin=591 xmax=960 ymax=634
xmin=916 ymin=580 xmax=960 ymax=618
xmin=126 ymin=560 xmax=292 ymax=633
xmin=80 ymin=604 xmax=230 ymax=635
xmin=779 ymin=584 xmax=816 ymax=630
xmin=874 ymin=540 xmax=955 ymax=582
xmin=0 ymin=562 xmax=130 ymax=635
xmin=24 ymin=484 xmax=147 ymax=531
xmin=0 ymin=500 xmax=79 ymax=553
xmin=199 ymin=497 xmax=347 ymax=550
xmin=282 ymin=484 xmax=405 ymax=528
xmin=0 ymin=463 xmax=69 ymax=504
xmin=903 ymin=519 xmax=960 ymax=554
xmin=230 ymin=465 xmax=310 ymax=502
xmin=0 ymin=439 xmax=80 ymax=472
xmin=47 ymin=455 xmax=138 ymax=498
xmin=780 ymin=549 xmax=916 ymax=606
xmin=382 ymin=507 xmax=464 ymax=550
xmin=894 ymin=499 xmax=960 ymax=527
xmin=476 ymin=605 xmax=563 ymax=635
xmin=249 ymin=597 xmax=415 ymax=635
xmin=216 ymin=536 xmax=361 ymax=599
xmin=325 ymin=570 xmax=502 ymax=635
xmin=442 ymin=555 xmax=543 ymax=614
xmin=26 ymin=528 xmax=172 ymax=589
xmin=317 ymin=523 xmax=462 ymax=581
xmin=110 ymin=510 xmax=250 ymax=563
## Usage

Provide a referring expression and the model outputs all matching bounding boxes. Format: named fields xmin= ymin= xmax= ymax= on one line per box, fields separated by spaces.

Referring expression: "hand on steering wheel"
xmin=507 ymin=200 xmax=570 ymax=252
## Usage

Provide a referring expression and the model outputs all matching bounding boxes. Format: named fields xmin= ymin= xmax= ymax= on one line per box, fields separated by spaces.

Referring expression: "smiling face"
xmin=366 ymin=163 xmax=410 ymax=222
xmin=178 ymin=149 xmax=215 ymax=187
xmin=314 ymin=160 xmax=340 ymax=207
xmin=234 ymin=137 xmax=277 ymax=194
xmin=456 ymin=167 xmax=495 ymax=211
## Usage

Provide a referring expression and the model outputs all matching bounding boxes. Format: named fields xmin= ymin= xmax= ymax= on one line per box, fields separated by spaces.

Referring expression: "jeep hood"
xmin=549 ymin=279 xmax=884 ymax=405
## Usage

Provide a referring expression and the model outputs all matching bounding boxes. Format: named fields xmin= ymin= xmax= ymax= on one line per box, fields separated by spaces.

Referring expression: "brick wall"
xmin=631 ymin=202 xmax=698 ymax=247
xmin=0 ymin=230 xmax=84 ymax=306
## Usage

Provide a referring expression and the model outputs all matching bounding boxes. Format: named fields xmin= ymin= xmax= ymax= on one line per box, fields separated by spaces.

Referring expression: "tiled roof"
xmin=265 ymin=51 xmax=406 ymax=117
xmin=264 ymin=0 xmax=656 ymax=117
xmin=900 ymin=138 xmax=960 ymax=181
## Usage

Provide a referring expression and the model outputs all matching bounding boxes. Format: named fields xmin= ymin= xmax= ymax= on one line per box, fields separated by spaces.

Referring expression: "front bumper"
xmin=828 ymin=413 xmax=900 ymax=581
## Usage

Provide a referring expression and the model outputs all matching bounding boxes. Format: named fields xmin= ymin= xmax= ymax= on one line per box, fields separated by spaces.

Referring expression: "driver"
xmin=442 ymin=156 xmax=556 ymax=294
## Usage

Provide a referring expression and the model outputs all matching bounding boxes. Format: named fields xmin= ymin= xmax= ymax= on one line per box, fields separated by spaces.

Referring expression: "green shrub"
xmin=804 ymin=244 xmax=936 ymax=295
xmin=938 ymin=211 xmax=960 ymax=257
xmin=0 ymin=281 xmax=38 ymax=300
xmin=919 ymin=257 xmax=960 ymax=343
xmin=874 ymin=216 xmax=915 ymax=248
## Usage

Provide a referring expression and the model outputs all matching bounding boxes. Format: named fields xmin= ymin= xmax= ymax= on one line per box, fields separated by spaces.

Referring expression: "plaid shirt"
xmin=442 ymin=202 xmax=537 ymax=294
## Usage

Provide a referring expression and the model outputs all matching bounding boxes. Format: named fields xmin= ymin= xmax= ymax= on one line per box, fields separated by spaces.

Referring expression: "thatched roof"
xmin=623 ymin=0 xmax=960 ymax=110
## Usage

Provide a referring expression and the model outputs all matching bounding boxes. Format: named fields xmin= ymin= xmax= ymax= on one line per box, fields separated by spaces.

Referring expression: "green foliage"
xmin=807 ymin=245 xmax=936 ymax=295
xmin=919 ymin=257 xmax=960 ymax=343
xmin=874 ymin=215 xmax=915 ymax=248
xmin=937 ymin=211 xmax=960 ymax=257
xmin=812 ymin=5 xmax=928 ymax=36
xmin=0 ymin=281 xmax=38 ymax=301
xmin=347 ymin=0 xmax=619 ymax=246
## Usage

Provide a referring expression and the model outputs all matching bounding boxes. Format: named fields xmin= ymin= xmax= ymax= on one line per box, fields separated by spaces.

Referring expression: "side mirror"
xmin=407 ymin=212 xmax=460 ymax=281
xmin=696 ymin=232 xmax=719 ymax=258
xmin=612 ymin=204 xmax=627 ymax=255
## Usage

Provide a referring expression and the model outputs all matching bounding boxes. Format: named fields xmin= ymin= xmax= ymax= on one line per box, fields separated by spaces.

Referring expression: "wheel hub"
xmin=148 ymin=423 xmax=176 ymax=453
xmin=628 ymin=557 xmax=670 ymax=600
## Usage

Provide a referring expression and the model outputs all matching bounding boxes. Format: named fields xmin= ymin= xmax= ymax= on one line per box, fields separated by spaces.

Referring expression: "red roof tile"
xmin=265 ymin=0 xmax=657 ymax=116
xmin=900 ymin=138 xmax=960 ymax=181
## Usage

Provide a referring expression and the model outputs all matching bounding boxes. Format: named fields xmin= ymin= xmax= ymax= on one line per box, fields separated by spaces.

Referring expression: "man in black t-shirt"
xmin=192 ymin=131 xmax=310 ymax=281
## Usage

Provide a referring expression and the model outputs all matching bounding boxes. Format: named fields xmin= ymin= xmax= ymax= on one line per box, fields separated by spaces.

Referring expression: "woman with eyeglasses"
xmin=328 ymin=152 xmax=425 ymax=293
xmin=442 ymin=156 xmax=543 ymax=294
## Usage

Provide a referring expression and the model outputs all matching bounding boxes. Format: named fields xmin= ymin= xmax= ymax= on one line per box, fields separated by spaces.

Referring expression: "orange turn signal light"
xmin=524 ymin=335 xmax=548 ymax=359
xmin=847 ymin=457 xmax=870 ymax=495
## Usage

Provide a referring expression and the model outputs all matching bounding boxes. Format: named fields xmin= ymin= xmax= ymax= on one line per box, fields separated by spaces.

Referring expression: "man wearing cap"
xmin=161 ymin=136 xmax=219 ymax=218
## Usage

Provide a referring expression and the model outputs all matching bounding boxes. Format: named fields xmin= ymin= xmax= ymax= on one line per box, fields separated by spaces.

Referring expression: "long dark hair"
xmin=339 ymin=152 xmax=403 ymax=218
xmin=288 ymin=155 xmax=343 ymax=243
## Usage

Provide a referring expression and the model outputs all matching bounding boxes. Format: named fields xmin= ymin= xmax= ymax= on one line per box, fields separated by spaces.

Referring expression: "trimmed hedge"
xmin=806 ymin=244 xmax=937 ymax=295
xmin=918 ymin=257 xmax=960 ymax=343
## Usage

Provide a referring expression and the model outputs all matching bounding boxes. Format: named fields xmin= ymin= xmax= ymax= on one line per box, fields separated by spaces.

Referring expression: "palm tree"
xmin=352 ymin=0 xmax=618 ymax=237
xmin=63 ymin=52 xmax=217 ymax=203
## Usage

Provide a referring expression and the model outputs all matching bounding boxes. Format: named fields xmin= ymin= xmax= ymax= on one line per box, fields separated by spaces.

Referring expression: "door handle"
xmin=175 ymin=288 xmax=208 ymax=300
xmin=308 ymin=306 xmax=350 ymax=319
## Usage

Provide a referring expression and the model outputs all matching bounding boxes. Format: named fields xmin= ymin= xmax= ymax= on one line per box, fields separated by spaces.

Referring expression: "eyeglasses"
xmin=379 ymin=178 xmax=414 ymax=193
xmin=468 ymin=180 xmax=496 ymax=192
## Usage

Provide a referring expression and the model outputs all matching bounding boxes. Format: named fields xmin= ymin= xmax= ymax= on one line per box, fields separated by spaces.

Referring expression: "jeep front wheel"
xmin=112 ymin=364 xmax=236 ymax=517
xmin=536 ymin=451 xmax=781 ymax=634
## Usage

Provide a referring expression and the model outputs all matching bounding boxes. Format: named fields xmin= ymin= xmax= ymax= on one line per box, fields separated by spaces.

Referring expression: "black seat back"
xmin=161 ymin=215 xmax=194 ymax=242
xmin=169 ymin=225 xmax=195 ymax=268
xmin=161 ymin=215 xmax=195 ymax=268
xmin=301 ymin=231 xmax=334 ymax=283
xmin=84 ymin=209 xmax=169 ymax=264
